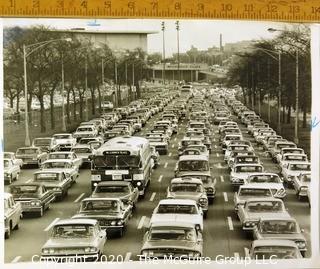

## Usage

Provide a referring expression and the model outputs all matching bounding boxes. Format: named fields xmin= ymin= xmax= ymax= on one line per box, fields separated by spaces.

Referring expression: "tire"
xmin=38 ymin=160 xmax=42 ymax=168
xmin=208 ymin=198 xmax=214 ymax=205
xmin=8 ymin=175 xmax=13 ymax=185
xmin=15 ymin=173 xmax=19 ymax=181
xmin=5 ymin=222 xmax=12 ymax=239
xmin=119 ymin=227 xmax=125 ymax=237
xmin=14 ymin=222 xmax=19 ymax=230
xmin=203 ymin=211 xmax=208 ymax=219
xmin=38 ymin=206 xmax=44 ymax=217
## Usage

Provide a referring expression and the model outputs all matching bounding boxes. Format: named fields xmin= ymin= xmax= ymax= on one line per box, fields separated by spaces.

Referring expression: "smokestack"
xmin=220 ymin=33 xmax=223 ymax=52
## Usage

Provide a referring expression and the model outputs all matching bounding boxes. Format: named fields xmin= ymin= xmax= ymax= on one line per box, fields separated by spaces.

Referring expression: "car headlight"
xmin=85 ymin=247 xmax=98 ymax=253
xmin=111 ymin=221 xmax=117 ymax=226
xmin=199 ymin=198 xmax=207 ymax=203
xmin=278 ymin=188 xmax=286 ymax=194
xmin=30 ymin=201 xmax=41 ymax=206
xmin=42 ymin=248 xmax=55 ymax=254
xmin=300 ymin=186 xmax=308 ymax=192
xmin=232 ymin=177 xmax=240 ymax=182
xmin=53 ymin=187 xmax=62 ymax=191
xmin=117 ymin=220 xmax=124 ymax=226
xmin=136 ymin=181 xmax=142 ymax=186
xmin=296 ymin=241 xmax=306 ymax=248
xmin=207 ymin=187 xmax=214 ymax=192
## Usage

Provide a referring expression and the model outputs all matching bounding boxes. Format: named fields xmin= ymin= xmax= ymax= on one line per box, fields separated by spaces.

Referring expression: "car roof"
xmin=54 ymin=218 xmax=97 ymax=226
xmin=245 ymin=197 xmax=283 ymax=203
xmin=34 ymin=170 xmax=64 ymax=174
xmin=43 ymin=159 xmax=73 ymax=163
xmin=248 ymin=172 xmax=279 ymax=177
xmin=53 ymin=133 xmax=72 ymax=136
xmin=95 ymin=181 xmax=131 ymax=187
xmin=259 ymin=215 xmax=296 ymax=222
xmin=239 ymin=183 xmax=271 ymax=189
xmin=287 ymin=161 xmax=311 ymax=165
xmin=234 ymin=163 xmax=263 ymax=167
xmin=150 ymin=221 xmax=195 ymax=229
xmin=158 ymin=199 xmax=197 ymax=205
xmin=81 ymin=197 xmax=122 ymax=202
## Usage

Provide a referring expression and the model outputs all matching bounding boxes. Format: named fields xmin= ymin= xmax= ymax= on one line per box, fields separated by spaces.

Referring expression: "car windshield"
xmin=16 ymin=148 xmax=37 ymax=154
xmin=236 ymin=157 xmax=258 ymax=163
xmin=249 ymin=175 xmax=280 ymax=183
xmin=260 ymin=220 xmax=299 ymax=234
xmin=283 ymin=149 xmax=303 ymax=154
xmin=54 ymin=135 xmax=71 ymax=139
xmin=235 ymin=166 xmax=262 ymax=173
xmin=95 ymin=186 xmax=129 ymax=194
xmin=171 ymin=183 xmax=202 ymax=192
xmin=157 ymin=204 xmax=197 ymax=214
xmin=230 ymin=146 xmax=247 ymax=151
xmin=4 ymin=153 xmax=13 ymax=159
xmin=80 ymin=200 xmax=120 ymax=213
xmin=149 ymin=227 xmax=196 ymax=241
xmin=10 ymin=185 xmax=40 ymax=197
xmin=253 ymin=247 xmax=299 ymax=259
xmin=247 ymin=201 xmax=283 ymax=212
xmin=4 ymin=160 xmax=10 ymax=167
xmin=226 ymin=136 xmax=240 ymax=141
xmin=239 ymin=189 xmax=272 ymax=197
xmin=52 ymin=224 xmax=94 ymax=238
xmin=33 ymin=139 xmax=51 ymax=146
xmin=190 ymin=124 xmax=205 ymax=129
xmin=77 ymin=127 xmax=93 ymax=132
xmin=284 ymin=155 xmax=306 ymax=161
xmin=93 ymin=155 xmax=140 ymax=168
xmin=35 ymin=173 xmax=59 ymax=181
xmin=42 ymin=162 xmax=70 ymax=169
xmin=49 ymin=153 xmax=70 ymax=159
xmin=277 ymin=144 xmax=296 ymax=150
xmin=73 ymin=148 xmax=91 ymax=153
xmin=289 ymin=164 xmax=311 ymax=171
xmin=178 ymin=160 xmax=209 ymax=171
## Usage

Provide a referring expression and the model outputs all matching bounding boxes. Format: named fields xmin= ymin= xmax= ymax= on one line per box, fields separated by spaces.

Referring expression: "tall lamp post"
xmin=268 ymin=27 xmax=299 ymax=144
xmin=175 ymin=21 xmax=180 ymax=82
xmin=23 ymin=37 xmax=71 ymax=146
xmin=61 ymin=52 xmax=66 ymax=132
xmin=161 ymin=21 xmax=166 ymax=84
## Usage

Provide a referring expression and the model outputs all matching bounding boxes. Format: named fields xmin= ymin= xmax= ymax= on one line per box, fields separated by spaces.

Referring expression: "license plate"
xmin=112 ymin=175 xmax=122 ymax=180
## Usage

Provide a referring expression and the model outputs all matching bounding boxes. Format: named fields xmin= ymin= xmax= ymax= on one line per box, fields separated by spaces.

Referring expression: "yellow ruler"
xmin=0 ymin=0 xmax=320 ymax=21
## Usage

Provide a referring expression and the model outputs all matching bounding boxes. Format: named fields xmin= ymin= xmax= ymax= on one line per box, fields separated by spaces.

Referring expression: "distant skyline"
xmin=3 ymin=18 xmax=294 ymax=56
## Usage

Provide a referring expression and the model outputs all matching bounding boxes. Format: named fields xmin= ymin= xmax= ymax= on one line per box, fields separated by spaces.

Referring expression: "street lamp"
xmin=268 ymin=27 xmax=299 ymax=144
xmin=23 ymin=37 xmax=71 ymax=146
xmin=85 ymin=55 xmax=89 ymax=121
xmin=175 ymin=21 xmax=180 ymax=82
xmin=161 ymin=21 xmax=166 ymax=85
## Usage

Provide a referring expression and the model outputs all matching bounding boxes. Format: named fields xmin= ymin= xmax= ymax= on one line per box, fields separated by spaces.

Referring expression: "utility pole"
xmin=61 ymin=53 xmax=66 ymax=131
xmin=175 ymin=21 xmax=180 ymax=82
xmin=85 ymin=56 xmax=89 ymax=121
xmin=267 ymin=58 xmax=271 ymax=123
xmin=294 ymin=50 xmax=299 ymax=144
xmin=161 ymin=21 xmax=166 ymax=84
xmin=278 ymin=52 xmax=282 ymax=134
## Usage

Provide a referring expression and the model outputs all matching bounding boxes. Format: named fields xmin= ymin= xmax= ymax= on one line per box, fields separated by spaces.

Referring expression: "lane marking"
xmin=125 ymin=252 xmax=132 ymax=262
xmin=217 ymin=153 xmax=220 ymax=157
xmin=164 ymin=162 xmax=168 ymax=168
xmin=244 ymin=247 xmax=250 ymax=257
xmin=44 ymin=218 xmax=60 ymax=232
xmin=74 ymin=192 xmax=85 ymax=203
xmin=26 ymin=179 xmax=32 ymax=183
xmin=220 ymin=175 xmax=224 ymax=182
xmin=234 ymin=252 xmax=240 ymax=258
xmin=227 ymin=216 xmax=234 ymax=231
xmin=168 ymin=152 xmax=172 ymax=157
xmin=171 ymin=144 xmax=175 ymax=148
xmin=174 ymin=137 xmax=177 ymax=142
xmin=214 ymin=145 xmax=217 ymax=149
xmin=11 ymin=256 xmax=21 ymax=263
xmin=137 ymin=216 xmax=146 ymax=229
xmin=223 ymin=192 xmax=228 ymax=202
xmin=158 ymin=175 xmax=163 ymax=182
xmin=149 ymin=192 xmax=156 ymax=202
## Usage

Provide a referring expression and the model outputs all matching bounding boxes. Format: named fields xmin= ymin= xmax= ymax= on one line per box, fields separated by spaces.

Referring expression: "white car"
xmin=53 ymin=133 xmax=77 ymax=151
xmin=4 ymin=152 xmax=23 ymax=168
xmin=40 ymin=159 xmax=79 ymax=183
xmin=150 ymin=199 xmax=204 ymax=230
xmin=101 ymin=101 xmax=114 ymax=110
xmin=230 ymin=164 xmax=264 ymax=187
xmin=47 ymin=151 xmax=83 ymax=170
xmin=276 ymin=148 xmax=306 ymax=164
xmin=73 ymin=125 xmax=98 ymax=140
xmin=244 ymin=173 xmax=286 ymax=199
xmin=279 ymin=153 xmax=308 ymax=171
xmin=4 ymin=158 xmax=21 ymax=184
xmin=281 ymin=162 xmax=311 ymax=186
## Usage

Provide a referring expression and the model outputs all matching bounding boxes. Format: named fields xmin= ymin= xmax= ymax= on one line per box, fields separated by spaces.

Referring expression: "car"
xmin=292 ymin=172 xmax=311 ymax=201
xmin=9 ymin=183 xmax=55 ymax=217
xmin=221 ymin=134 xmax=243 ymax=151
xmin=167 ymin=177 xmax=208 ymax=218
xmin=146 ymin=136 xmax=169 ymax=155
xmin=276 ymin=147 xmax=305 ymax=163
xmin=228 ymin=155 xmax=262 ymax=170
xmin=4 ymin=158 xmax=21 ymax=184
xmin=244 ymin=173 xmax=286 ymax=199
xmin=237 ymin=198 xmax=290 ymax=231
xmin=52 ymin=133 xmax=77 ymax=151
xmin=269 ymin=141 xmax=297 ymax=162
xmin=140 ymin=221 xmax=203 ymax=258
xmin=4 ymin=152 xmax=23 ymax=168
xmin=91 ymin=181 xmax=139 ymax=208
xmin=47 ymin=151 xmax=83 ymax=170
xmin=72 ymin=198 xmax=132 ymax=237
xmin=15 ymin=146 xmax=48 ymax=167
xmin=281 ymin=162 xmax=311 ymax=186
xmin=32 ymin=137 xmax=59 ymax=152
xmin=33 ymin=170 xmax=73 ymax=201
xmin=73 ymin=125 xmax=98 ymax=141
xmin=230 ymin=164 xmax=264 ymax=187
xmin=40 ymin=159 xmax=79 ymax=183
xmin=150 ymin=199 xmax=204 ymax=231
xmin=278 ymin=153 xmax=308 ymax=171
xmin=4 ymin=193 xmax=22 ymax=239
xmin=247 ymin=240 xmax=303 ymax=259
xmin=175 ymin=154 xmax=210 ymax=177
xmin=71 ymin=144 xmax=94 ymax=166
xmin=224 ymin=144 xmax=253 ymax=162
xmin=41 ymin=219 xmax=106 ymax=262
xmin=233 ymin=184 xmax=273 ymax=211
xmin=102 ymin=101 xmax=114 ymax=110
xmin=253 ymin=216 xmax=307 ymax=256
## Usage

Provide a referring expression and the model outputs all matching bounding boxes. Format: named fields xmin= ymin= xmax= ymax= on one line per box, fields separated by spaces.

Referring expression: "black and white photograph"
xmin=1 ymin=18 xmax=314 ymax=265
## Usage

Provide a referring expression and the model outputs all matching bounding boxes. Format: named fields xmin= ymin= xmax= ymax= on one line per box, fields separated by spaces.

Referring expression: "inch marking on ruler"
xmin=0 ymin=0 xmax=320 ymax=21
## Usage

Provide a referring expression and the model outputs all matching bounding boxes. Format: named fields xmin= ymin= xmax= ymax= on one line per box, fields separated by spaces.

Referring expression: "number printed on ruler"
xmin=1 ymin=0 xmax=320 ymax=21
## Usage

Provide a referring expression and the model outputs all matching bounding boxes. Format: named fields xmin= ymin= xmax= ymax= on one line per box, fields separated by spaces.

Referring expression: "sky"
xmin=2 ymin=18 xmax=294 ymax=56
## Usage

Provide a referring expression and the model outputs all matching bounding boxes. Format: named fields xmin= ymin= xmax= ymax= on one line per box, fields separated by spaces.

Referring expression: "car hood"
xmin=246 ymin=211 xmax=290 ymax=219
xmin=43 ymin=237 xmax=95 ymax=249
xmin=258 ymin=233 xmax=305 ymax=241
xmin=91 ymin=193 xmax=130 ymax=200
xmin=56 ymin=139 xmax=73 ymax=144
xmin=151 ymin=214 xmax=201 ymax=226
